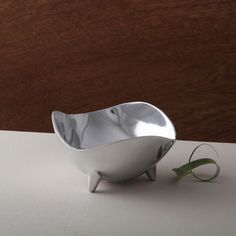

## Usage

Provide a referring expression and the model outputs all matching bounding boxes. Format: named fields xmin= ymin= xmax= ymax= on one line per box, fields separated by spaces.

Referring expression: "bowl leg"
xmin=145 ymin=166 xmax=156 ymax=181
xmin=88 ymin=171 xmax=101 ymax=192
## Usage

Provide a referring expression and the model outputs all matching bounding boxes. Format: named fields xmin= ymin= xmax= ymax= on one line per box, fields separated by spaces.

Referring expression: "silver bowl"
xmin=51 ymin=102 xmax=176 ymax=192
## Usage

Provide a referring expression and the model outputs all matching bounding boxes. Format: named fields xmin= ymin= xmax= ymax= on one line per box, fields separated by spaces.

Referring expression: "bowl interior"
xmin=52 ymin=102 xmax=176 ymax=149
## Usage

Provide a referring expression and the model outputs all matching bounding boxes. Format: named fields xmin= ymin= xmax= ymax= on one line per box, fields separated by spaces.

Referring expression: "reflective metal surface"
xmin=52 ymin=102 xmax=176 ymax=192
xmin=52 ymin=102 xmax=176 ymax=149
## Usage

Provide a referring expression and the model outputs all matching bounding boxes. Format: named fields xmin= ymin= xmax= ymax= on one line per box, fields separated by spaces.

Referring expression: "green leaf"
xmin=173 ymin=158 xmax=220 ymax=181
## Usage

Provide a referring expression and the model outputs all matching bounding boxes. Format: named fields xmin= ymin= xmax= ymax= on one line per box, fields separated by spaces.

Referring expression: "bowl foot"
xmin=145 ymin=166 xmax=156 ymax=181
xmin=88 ymin=171 xmax=101 ymax=192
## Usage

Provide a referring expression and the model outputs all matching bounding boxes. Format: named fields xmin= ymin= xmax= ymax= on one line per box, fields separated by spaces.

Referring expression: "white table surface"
xmin=0 ymin=130 xmax=235 ymax=236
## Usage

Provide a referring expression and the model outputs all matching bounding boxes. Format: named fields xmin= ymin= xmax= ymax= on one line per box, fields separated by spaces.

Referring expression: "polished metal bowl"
xmin=52 ymin=102 xmax=176 ymax=192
